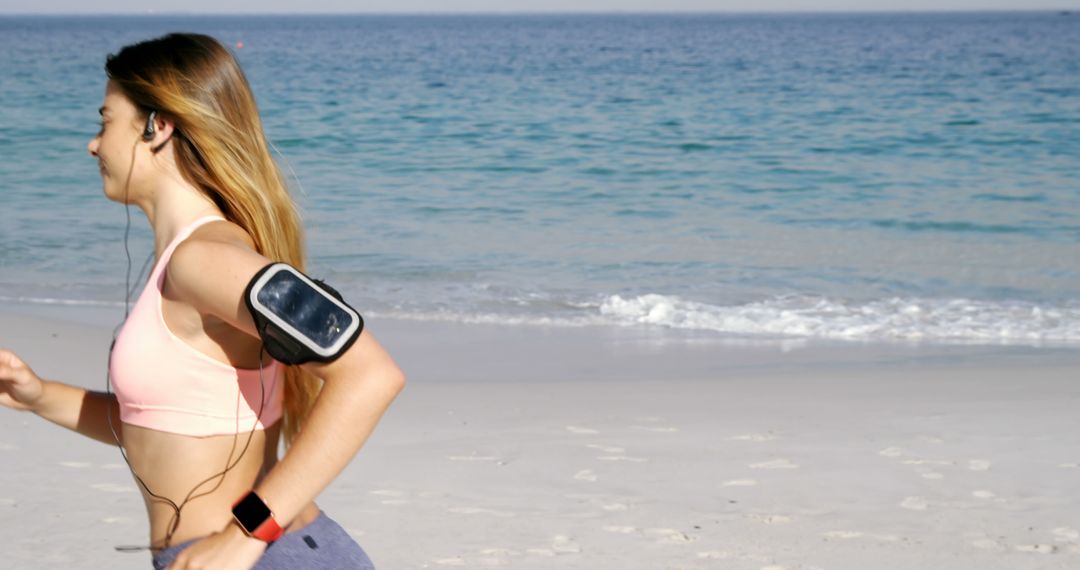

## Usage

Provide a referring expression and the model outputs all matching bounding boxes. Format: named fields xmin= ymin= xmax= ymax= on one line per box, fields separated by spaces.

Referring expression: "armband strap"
xmin=244 ymin=263 xmax=364 ymax=365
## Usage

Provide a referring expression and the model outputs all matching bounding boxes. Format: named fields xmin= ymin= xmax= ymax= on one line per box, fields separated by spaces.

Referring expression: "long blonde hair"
xmin=106 ymin=33 xmax=319 ymax=446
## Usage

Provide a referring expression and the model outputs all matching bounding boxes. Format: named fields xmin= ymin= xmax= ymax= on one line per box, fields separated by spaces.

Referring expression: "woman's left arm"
xmin=163 ymin=233 xmax=405 ymax=570
xmin=257 ymin=328 xmax=406 ymax=523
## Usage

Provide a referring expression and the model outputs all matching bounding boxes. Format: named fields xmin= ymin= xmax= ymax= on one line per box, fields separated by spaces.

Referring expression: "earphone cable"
xmin=107 ymin=132 xmax=269 ymax=552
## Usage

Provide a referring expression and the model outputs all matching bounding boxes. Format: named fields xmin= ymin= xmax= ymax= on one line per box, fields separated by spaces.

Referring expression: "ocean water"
xmin=1 ymin=13 xmax=1078 ymax=345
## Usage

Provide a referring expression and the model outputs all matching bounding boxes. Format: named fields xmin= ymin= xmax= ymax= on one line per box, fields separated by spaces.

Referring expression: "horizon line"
xmin=0 ymin=8 xmax=1075 ymax=16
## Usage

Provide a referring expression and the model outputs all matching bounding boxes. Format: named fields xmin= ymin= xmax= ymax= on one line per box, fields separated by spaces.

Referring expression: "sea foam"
xmin=369 ymin=293 xmax=1080 ymax=346
xmin=596 ymin=294 xmax=1080 ymax=344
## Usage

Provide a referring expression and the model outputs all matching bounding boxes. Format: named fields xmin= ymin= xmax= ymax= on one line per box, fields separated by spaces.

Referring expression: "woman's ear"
xmin=145 ymin=112 xmax=177 ymax=153
xmin=149 ymin=114 xmax=176 ymax=153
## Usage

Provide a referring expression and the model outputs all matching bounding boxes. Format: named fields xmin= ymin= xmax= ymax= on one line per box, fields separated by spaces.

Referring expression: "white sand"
xmin=1 ymin=306 xmax=1079 ymax=569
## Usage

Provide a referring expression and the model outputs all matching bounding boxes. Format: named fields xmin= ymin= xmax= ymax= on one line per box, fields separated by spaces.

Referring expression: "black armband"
xmin=244 ymin=263 xmax=364 ymax=365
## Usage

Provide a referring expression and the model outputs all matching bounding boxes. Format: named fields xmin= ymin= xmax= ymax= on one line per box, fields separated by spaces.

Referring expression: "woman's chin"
xmin=102 ymin=184 xmax=126 ymax=203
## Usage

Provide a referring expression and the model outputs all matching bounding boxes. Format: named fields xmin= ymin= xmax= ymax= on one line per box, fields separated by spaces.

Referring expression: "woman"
xmin=0 ymin=33 xmax=405 ymax=569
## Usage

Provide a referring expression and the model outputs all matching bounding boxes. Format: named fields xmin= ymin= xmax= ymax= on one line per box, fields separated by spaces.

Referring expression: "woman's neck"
xmin=139 ymin=181 xmax=225 ymax=257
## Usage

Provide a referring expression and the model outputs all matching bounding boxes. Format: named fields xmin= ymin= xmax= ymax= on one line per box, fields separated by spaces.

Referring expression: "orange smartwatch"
xmin=232 ymin=490 xmax=284 ymax=543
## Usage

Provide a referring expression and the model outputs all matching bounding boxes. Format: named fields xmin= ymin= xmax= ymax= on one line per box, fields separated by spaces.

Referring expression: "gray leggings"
xmin=151 ymin=511 xmax=375 ymax=569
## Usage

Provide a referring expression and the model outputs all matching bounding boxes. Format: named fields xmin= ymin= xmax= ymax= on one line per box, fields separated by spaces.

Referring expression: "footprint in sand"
xmin=574 ymin=469 xmax=597 ymax=482
xmin=633 ymin=425 xmax=679 ymax=433
xmin=723 ymin=479 xmax=758 ymax=487
xmin=1052 ymin=527 xmax=1079 ymax=542
xmin=968 ymin=459 xmax=992 ymax=471
xmin=824 ymin=531 xmax=863 ymax=539
xmin=59 ymin=461 xmax=92 ymax=468
xmin=697 ymin=551 xmax=732 ymax=560
xmin=823 ymin=531 xmax=900 ymax=542
xmin=920 ymin=472 xmax=944 ymax=480
xmin=756 ymin=515 xmax=793 ymax=525
xmin=597 ymin=456 xmax=648 ymax=462
xmin=526 ymin=548 xmax=556 ymax=557
xmin=586 ymin=444 xmax=625 ymax=453
xmin=102 ymin=516 xmax=133 ymax=524
xmin=728 ymin=433 xmax=778 ymax=442
xmin=448 ymin=507 xmax=514 ymax=518
xmin=566 ymin=426 xmax=598 ymax=435
xmin=646 ymin=528 xmax=694 ymax=544
xmin=601 ymin=502 xmax=630 ymax=511
xmin=1015 ymin=544 xmax=1056 ymax=554
xmin=972 ymin=490 xmax=996 ymax=499
xmin=749 ymin=458 xmax=799 ymax=469
xmin=433 ymin=557 xmax=467 ymax=566
xmin=903 ymin=459 xmax=953 ymax=465
xmin=602 ymin=525 xmax=637 ymax=534
xmin=900 ymin=496 xmax=927 ymax=511
xmin=370 ymin=490 xmax=406 ymax=498
xmin=476 ymin=548 xmax=517 ymax=566
xmin=1059 ymin=462 xmax=1080 ymax=469
xmin=878 ymin=447 xmax=905 ymax=458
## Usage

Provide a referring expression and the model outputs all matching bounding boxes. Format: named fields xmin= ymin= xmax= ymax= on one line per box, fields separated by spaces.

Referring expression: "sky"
xmin=0 ymin=0 xmax=1074 ymax=14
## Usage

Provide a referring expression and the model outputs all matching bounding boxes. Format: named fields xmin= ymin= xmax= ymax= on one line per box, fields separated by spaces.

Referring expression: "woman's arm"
xmin=162 ymin=228 xmax=405 ymax=569
xmin=0 ymin=350 xmax=123 ymax=446
xmin=254 ymin=328 xmax=404 ymax=523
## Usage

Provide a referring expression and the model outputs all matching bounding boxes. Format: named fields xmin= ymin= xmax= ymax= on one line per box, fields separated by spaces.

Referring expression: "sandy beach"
xmin=1 ymin=305 xmax=1078 ymax=569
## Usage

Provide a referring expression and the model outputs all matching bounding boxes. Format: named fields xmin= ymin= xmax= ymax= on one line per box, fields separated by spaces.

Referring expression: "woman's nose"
xmin=87 ymin=136 xmax=99 ymax=157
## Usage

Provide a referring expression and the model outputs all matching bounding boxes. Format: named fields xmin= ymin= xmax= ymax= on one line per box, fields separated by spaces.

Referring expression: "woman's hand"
xmin=165 ymin=522 xmax=268 ymax=570
xmin=0 ymin=350 xmax=46 ymax=412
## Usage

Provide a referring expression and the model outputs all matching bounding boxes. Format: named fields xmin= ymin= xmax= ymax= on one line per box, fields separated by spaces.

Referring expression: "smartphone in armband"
xmin=244 ymin=263 xmax=364 ymax=365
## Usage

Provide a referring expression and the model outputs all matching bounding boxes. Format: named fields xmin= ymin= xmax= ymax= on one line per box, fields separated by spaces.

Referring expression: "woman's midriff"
xmin=121 ymin=421 xmax=319 ymax=550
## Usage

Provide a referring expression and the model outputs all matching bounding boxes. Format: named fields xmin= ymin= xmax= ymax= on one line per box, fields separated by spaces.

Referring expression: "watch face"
xmin=233 ymin=492 xmax=272 ymax=528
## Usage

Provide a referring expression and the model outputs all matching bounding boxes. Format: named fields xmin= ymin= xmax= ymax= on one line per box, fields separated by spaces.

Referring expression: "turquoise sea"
xmin=1 ymin=13 xmax=1078 ymax=344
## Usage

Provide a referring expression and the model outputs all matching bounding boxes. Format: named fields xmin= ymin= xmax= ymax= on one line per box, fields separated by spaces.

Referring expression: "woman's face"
xmin=87 ymin=81 xmax=149 ymax=203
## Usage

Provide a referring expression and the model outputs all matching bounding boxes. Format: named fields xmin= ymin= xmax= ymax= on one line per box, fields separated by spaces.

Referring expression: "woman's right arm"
xmin=0 ymin=349 xmax=122 ymax=446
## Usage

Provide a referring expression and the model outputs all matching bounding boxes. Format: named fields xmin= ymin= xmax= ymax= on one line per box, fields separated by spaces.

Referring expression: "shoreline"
xmin=1 ymin=304 xmax=1078 ymax=568
xmin=3 ymin=298 xmax=1079 ymax=374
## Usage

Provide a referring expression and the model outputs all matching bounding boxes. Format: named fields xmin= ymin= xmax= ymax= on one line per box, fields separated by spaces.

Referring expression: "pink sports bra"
xmin=109 ymin=216 xmax=283 ymax=437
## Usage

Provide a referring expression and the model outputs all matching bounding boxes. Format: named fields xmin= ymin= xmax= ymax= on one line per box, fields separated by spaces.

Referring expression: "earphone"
xmin=142 ymin=110 xmax=157 ymax=141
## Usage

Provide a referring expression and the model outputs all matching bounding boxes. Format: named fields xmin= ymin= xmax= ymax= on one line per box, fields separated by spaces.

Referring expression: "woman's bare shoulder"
xmin=188 ymin=218 xmax=257 ymax=249
xmin=165 ymin=219 xmax=272 ymax=328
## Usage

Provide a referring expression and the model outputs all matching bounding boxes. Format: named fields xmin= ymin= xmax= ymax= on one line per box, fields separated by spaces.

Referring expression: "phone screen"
xmin=256 ymin=270 xmax=355 ymax=350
